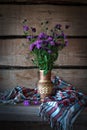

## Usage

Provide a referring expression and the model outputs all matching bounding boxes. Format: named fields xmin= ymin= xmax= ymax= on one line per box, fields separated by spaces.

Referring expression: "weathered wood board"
xmin=0 ymin=69 xmax=38 ymax=91
xmin=0 ymin=69 xmax=87 ymax=93
xmin=0 ymin=0 xmax=87 ymax=4
xmin=0 ymin=3 xmax=87 ymax=93
xmin=0 ymin=5 xmax=87 ymax=36
xmin=0 ymin=38 xmax=87 ymax=66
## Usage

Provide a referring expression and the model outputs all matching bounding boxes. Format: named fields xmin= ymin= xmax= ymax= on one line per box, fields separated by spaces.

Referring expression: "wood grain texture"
xmin=0 ymin=69 xmax=87 ymax=93
xmin=0 ymin=38 xmax=87 ymax=66
xmin=0 ymin=0 xmax=87 ymax=4
xmin=52 ymin=69 xmax=87 ymax=94
xmin=0 ymin=3 xmax=87 ymax=94
xmin=0 ymin=69 xmax=39 ymax=91
xmin=0 ymin=5 xmax=87 ymax=36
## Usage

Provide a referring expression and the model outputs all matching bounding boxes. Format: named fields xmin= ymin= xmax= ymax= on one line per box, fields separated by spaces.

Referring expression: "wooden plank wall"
xmin=0 ymin=2 xmax=87 ymax=93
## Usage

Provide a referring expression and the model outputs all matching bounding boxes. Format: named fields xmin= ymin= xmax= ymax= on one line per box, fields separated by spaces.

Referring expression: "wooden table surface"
xmin=0 ymin=104 xmax=43 ymax=121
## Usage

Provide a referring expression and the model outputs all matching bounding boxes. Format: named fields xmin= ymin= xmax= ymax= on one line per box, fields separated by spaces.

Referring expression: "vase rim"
xmin=39 ymin=70 xmax=51 ymax=72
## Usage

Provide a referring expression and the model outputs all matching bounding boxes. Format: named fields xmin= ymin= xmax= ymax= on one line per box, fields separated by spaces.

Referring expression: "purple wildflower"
xmin=55 ymin=24 xmax=62 ymax=29
xmin=48 ymin=50 xmax=52 ymax=53
xmin=23 ymin=100 xmax=30 ymax=106
xmin=29 ymin=43 xmax=36 ymax=51
xmin=50 ymin=41 xmax=55 ymax=46
xmin=47 ymin=36 xmax=53 ymax=42
xmin=23 ymin=25 xmax=29 ymax=31
xmin=43 ymin=40 xmax=48 ymax=44
xmin=37 ymin=43 xmax=41 ymax=49
xmin=27 ymin=35 xmax=33 ymax=41
xmin=65 ymin=25 xmax=70 ymax=29
xmin=31 ymin=27 xmax=36 ymax=32
xmin=35 ymin=40 xmax=42 ymax=49
xmin=38 ymin=32 xmax=48 ymax=39
xmin=34 ymin=100 xmax=39 ymax=105
xmin=61 ymin=32 xmax=66 ymax=39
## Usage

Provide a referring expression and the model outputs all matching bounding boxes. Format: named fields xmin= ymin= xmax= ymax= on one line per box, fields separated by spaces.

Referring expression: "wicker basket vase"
xmin=38 ymin=70 xmax=53 ymax=102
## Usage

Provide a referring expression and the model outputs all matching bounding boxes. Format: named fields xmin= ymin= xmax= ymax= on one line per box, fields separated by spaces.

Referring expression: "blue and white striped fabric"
xmin=39 ymin=76 xmax=87 ymax=130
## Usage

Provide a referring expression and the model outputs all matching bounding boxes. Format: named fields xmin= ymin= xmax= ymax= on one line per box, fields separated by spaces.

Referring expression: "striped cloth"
xmin=39 ymin=77 xmax=87 ymax=130
xmin=0 ymin=75 xmax=87 ymax=129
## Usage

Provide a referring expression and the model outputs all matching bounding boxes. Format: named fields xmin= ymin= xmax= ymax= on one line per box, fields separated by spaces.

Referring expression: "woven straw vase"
xmin=37 ymin=70 xmax=53 ymax=102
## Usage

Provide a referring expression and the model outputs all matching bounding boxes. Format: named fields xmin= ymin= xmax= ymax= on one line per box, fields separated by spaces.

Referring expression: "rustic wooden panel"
xmin=0 ymin=0 xmax=87 ymax=4
xmin=0 ymin=39 xmax=33 ymax=66
xmin=0 ymin=5 xmax=87 ymax=36
xmin=0 ymin=38 xmax=87 ymax=66
xmin=0 ymin=69 xmax=39 ymax=91
xmin=57 ymin=38 xmax=87 ymax=66
xmin=52 ymin=69 xmax=87 ymax=94
xmin=0 ymin=69 xmax=87 ymax=93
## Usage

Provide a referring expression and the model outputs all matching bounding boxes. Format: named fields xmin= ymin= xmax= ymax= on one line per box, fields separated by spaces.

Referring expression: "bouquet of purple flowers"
xmin=23 ymin=20 xmax=68 ymax=75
